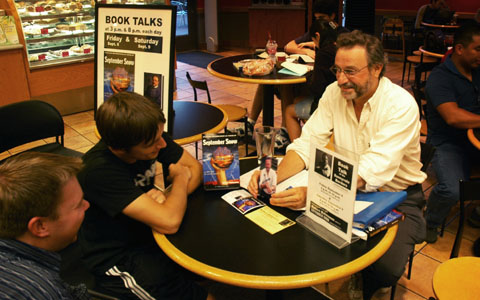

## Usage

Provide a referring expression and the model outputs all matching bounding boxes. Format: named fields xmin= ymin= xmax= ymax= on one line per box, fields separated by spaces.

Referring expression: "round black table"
xmin=153 ymin=158 xmax=397 ymax=290
xmin=170 ymin=100 xmax=227 ymax=145
xmin=207 ymin=54 xmax=307 ymax=127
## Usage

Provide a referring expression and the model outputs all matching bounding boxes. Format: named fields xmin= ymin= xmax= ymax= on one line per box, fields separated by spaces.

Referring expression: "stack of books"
xmin=353 ymin=191 xmax=407 ymax=239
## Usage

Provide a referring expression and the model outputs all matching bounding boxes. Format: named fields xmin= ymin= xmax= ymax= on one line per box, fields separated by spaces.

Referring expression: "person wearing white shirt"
xmin=248 ymin=30 xmax=427 ymax=300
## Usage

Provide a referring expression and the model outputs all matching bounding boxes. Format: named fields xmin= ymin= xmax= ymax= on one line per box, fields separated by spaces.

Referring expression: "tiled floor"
xmin=2 ymin=49 xmax=478 ymax=300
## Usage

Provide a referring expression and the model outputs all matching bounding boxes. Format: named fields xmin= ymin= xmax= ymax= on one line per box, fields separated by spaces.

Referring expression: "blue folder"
xmin=353 ymin=191 xmax=407 ymax=228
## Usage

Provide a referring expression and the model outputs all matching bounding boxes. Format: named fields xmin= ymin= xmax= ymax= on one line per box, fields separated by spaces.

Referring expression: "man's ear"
xmin=454 ymin=43 xmax=464 ymax=55
xmin=27 ymin=217 xmax=50 ymax=238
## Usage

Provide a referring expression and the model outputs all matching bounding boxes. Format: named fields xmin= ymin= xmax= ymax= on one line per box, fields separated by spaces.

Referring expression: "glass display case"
xmin=14 ymin=0 xmax=95 ymax=68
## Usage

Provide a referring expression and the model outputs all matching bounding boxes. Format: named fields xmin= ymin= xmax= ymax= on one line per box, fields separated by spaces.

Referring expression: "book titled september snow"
xmin=202 ymin=133 xmax=240 ymax=190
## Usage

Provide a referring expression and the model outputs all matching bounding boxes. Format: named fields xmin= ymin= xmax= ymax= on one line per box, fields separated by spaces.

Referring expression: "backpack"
xmin=424 ymin=29 xmax=446 ymax=54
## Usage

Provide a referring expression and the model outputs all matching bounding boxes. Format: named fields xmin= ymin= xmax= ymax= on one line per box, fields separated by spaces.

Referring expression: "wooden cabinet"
xmin=248 ymin=6 xmax=305 ymax=49
xmin=0 ymin=44 xmax=30 ymax=105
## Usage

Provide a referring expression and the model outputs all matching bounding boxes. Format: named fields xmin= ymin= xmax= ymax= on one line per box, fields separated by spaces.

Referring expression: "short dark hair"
xmin=336 ymin=30 xmax=388 ymax=78
xmin=0 ymin=152 xmax=83 ymax=238
xmin=453 ymin=22 xmax=480 ymax=48
xmin=97 ymin=92 xmax=166 ymax=150
xmin=313 ymin=0 xmax=337 ymax=17
xmin=309 ymin=19 xmax=338 ymax=48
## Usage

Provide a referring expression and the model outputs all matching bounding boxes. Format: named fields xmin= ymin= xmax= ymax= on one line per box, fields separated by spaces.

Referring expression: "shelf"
xmin=19 ymin=10 xmax=93 ymax=21
xmin=26 ymin=31 xmax=94 ymax=43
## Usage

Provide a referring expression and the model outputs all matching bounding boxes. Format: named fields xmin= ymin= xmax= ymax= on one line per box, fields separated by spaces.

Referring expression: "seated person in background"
xmin=284 ymin=18 xmax=338 ymax=141
xmin=422 ymin=0 xmax=452 ymax=25
xmin=77 ymin=92 xmax=211 ymax=299
xmin=0 ymin=152 xmax=90 ymax=299
xmin=424 ymin=23 xmax=480 ymax=243
xmin=238 ymin=0 xmax=339 ymax=150
xmin=248 ymin=30 xmax=427 ymax=300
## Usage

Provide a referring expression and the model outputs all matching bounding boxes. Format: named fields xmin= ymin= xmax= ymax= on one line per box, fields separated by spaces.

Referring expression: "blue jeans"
xmin=426 ymin=141 xmax=480 ymax=228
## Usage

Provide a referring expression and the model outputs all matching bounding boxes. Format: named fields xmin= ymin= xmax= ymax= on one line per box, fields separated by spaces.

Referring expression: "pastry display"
xmin=15 ymin=0 xmax=96 ymax=65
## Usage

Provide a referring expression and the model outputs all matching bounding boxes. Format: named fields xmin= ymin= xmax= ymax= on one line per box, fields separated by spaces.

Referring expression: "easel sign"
xmin=94 ymin=4 xmax=176 ymax=133
xmin=297 ymin=136 xmax=358 ymax=249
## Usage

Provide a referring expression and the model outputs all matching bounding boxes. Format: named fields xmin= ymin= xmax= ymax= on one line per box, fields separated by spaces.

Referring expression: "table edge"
xmin=467 ymin=128 xmax=480 ymax=150
xmin=152 ymin=225 xmax=398 ymax=289
xmin=421 ymin=22 xmax=460 ymax=29
xmin=207 ymin=58 xmax=307 ymax=85
xmin=173 ymin=101 xmax=228 ymax=145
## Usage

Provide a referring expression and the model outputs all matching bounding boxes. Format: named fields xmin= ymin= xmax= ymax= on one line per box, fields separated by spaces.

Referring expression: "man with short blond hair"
xmin=0 ymin=152 xmax=90 ymax=299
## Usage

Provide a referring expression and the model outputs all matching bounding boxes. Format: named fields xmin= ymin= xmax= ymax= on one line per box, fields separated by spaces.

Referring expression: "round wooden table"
xmin=421 ymin=22 xmax=460 ymax=29
xmin=171 ymin=100 xmax=227 ymax=145
xmin=153 ymin=158 xmax=397 ymax=290
xmin=207 ymin=54 xmax=307 ymax=126
xmin=433 ymin=256 xmax=480 ymax=300
xmin=94 ymin=101 xmax=228 ymax=145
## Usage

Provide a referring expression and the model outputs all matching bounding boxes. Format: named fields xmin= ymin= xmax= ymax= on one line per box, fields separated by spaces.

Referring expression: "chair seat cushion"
xmin=407 ymin=55 xmax=438 ymax=64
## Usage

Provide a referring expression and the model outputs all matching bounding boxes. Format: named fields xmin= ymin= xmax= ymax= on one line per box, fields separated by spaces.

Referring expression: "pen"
xmin=286 ymin=186 xmax=293 ymax=190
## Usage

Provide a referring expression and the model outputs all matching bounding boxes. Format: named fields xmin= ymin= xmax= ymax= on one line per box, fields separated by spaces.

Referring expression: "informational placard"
xmin=297 ymin=137 xmax=358 ymax=249
xmin=95 ymin=4 xmax=176 ymax=132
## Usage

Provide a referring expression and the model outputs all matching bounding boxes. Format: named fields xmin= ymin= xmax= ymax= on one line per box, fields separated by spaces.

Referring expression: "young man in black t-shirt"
xmin=77 ymin=92 xmax=211 ymax=299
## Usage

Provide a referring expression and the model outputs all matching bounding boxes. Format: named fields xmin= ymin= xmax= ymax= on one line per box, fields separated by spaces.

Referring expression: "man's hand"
xmin=167 ymin=163 xmax=191 ymax=183
xmin=247 ymin=170 xmax=261 ymax=198
xmin=270 ymin=187 xmax=307 ymax=210
xmin=146 ymin=188 xmax=166 ymax=204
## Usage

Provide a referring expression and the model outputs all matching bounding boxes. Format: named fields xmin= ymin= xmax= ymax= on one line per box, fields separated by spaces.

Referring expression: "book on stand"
xmin=202 ymin=133 xmax=240 ymax=190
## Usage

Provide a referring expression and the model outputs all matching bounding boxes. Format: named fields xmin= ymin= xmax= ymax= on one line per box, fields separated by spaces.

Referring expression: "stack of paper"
xmin=279 ymin=62 xmax=310 ymax=76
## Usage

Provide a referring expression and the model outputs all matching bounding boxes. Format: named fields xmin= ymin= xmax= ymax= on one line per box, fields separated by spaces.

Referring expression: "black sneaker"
xmin=467 ymin=206 xmax=480 ymax=228
xmin=426 ymin=227 xmax=438 ymax=244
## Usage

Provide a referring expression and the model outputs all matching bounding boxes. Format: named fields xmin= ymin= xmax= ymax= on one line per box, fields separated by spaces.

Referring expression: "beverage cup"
xmin=277 ymin=52 xmax=286 ymax=63
xmin=255 ymin=126 xmax=279 ymax=165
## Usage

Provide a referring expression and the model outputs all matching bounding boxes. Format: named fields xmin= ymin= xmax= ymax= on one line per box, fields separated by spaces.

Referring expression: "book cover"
xmin=353 ymin=191 xmax=407 ymax=228
xmin=362 ymin=209 xmax=405 ymax=237
xmin=202 ymin=133 xmax=240 ymax=190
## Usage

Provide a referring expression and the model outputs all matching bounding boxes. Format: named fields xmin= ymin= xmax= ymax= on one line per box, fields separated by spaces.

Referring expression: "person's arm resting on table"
xmin=176 ymin=149 xmax=202 ymax=193
xmin=284 ymin=34 xmax=316 ymax=59
xmin=123 ymin=163 xmax=192 ymax=234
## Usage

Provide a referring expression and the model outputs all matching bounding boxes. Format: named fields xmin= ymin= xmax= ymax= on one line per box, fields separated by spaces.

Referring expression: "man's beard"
xmin=339 ymin=79 xmax=371 ymax=101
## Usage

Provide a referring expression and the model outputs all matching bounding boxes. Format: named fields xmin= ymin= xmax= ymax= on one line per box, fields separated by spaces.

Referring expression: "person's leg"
xmin=425 ymin=142 xmax=471 ymax=241
xmin=277 ymin=85 xmax=295 ymax=128
xmin=94 ymin=247 xmax=209 ymax=300
xmin=249 ymin=85 xmax=264 ymax=123
xmin=362 ymin=185 xmax=426 ymax=300
xmin=285 ymin=96 xmax=314 ymax=141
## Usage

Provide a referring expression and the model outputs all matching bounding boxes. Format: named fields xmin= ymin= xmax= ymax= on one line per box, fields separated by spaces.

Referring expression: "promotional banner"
xmin=95 ymin=4 xmax=176 ymax=132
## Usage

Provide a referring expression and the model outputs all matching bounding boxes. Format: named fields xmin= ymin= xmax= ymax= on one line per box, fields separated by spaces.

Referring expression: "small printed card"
xmin=222 ymin=189 xmax=295 ymax=234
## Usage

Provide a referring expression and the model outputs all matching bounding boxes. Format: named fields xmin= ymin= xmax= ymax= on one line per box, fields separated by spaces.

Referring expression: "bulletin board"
xmin=94 ymin=4 xmax=176 ymax=132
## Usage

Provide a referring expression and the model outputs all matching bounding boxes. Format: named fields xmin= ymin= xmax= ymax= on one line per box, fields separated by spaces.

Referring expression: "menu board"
xmin=95 ymin=4 xmax=176 ymax=132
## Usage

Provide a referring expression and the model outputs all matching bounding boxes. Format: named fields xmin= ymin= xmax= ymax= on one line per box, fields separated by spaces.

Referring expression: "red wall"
xmin=197 ymin=0 xmax=251 ymax=9
xmin=375 ymin=0 xmax=478 ymax=14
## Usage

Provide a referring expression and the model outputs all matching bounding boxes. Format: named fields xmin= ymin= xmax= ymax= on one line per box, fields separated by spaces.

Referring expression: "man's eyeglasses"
xmin=329 ymin=65 xmax=369 ymax=77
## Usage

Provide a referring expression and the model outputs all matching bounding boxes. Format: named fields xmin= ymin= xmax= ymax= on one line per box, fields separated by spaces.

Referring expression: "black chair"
xmin=450 ymin=178 xmax=480 ymax=258
xmin=401 ymin=28 xmax=438 ymax=87
xmin=390 ymin=142 xmax=435 ymax=300
xmin=59 ymin=242 xmax=118 ymax=300
xmin=411 ymin=85 xmax=429 ymax=136
xmin=185 ymin=72 xmax=250 ymax=157
xmin=0 ymin=100 xmax=82 ymax=161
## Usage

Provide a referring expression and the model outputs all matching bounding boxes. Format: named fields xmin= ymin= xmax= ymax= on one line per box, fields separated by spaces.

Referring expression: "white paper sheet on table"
xmin=239 ymin=159 xmax=373 ymax=214
xmin=288 ymin=54 xmax=314 ymax=63
xmin=280 ymin=62 xmax=310 ymax=76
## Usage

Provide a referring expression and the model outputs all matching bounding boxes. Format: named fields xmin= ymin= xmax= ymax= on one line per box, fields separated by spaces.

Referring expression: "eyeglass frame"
xmin=329 ymin=65 xmax=369 ymax=77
